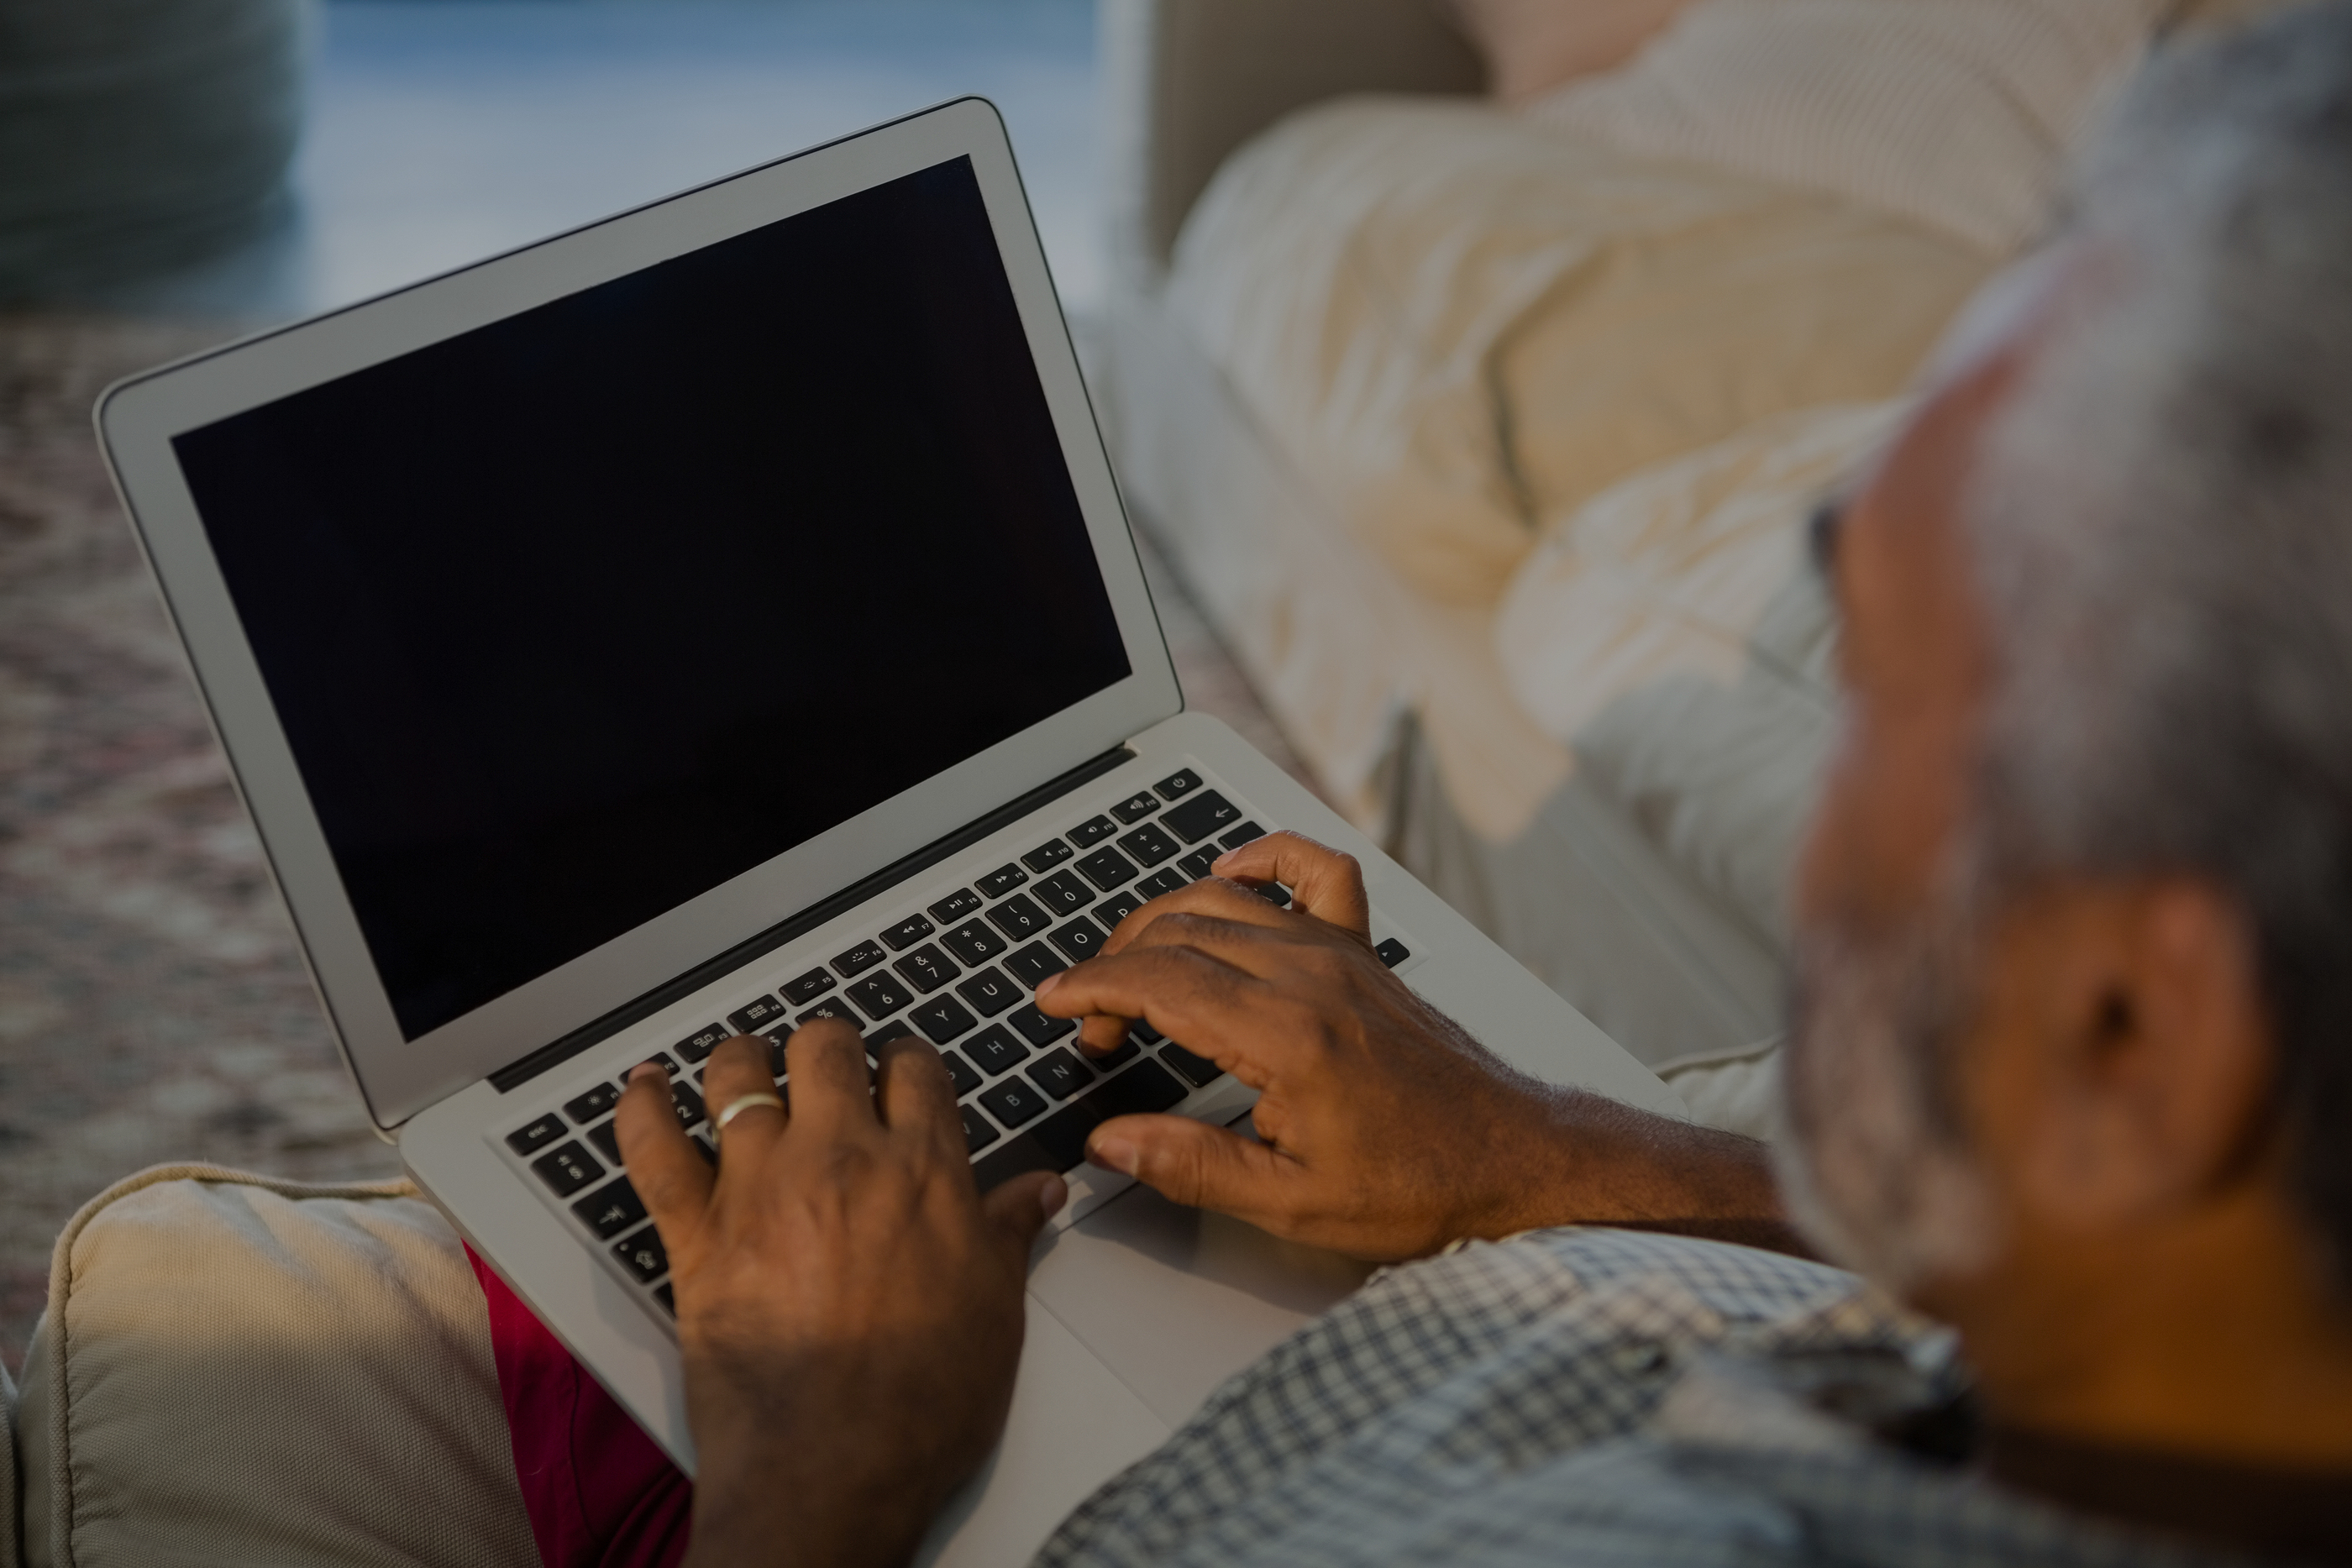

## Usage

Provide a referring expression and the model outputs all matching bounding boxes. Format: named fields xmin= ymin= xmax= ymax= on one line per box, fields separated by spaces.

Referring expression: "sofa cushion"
xmin=14 ymin=1164 xmax=534 ymax=1568
xmin=1168 ymin=97 xmax=1984 ymax=607
xmin=1530 ymin=0 xmax=2159 ymax=255
xmin=1496 ymin=403 xmax=1895 ymax=943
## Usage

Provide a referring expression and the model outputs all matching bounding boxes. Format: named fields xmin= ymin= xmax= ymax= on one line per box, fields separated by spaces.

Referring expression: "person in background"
xmin=590 ymin=7 xmax=2352 ymax=1563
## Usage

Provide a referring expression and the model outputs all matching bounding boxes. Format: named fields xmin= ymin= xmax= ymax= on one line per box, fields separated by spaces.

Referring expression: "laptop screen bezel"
xmin=95 ymin=97 xmax=1184 ymax=1130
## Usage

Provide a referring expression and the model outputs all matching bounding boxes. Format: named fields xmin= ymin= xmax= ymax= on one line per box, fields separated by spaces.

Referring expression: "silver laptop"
xmin=96 ymin=98 xmax=1677 ymax=1564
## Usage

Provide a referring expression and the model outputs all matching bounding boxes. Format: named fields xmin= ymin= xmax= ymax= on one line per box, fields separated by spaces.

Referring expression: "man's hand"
xmin=617 ymin=1024 xmax=1064 ymax=1568
xmin=1033 ymin=831 xmax=1788 ymax=1261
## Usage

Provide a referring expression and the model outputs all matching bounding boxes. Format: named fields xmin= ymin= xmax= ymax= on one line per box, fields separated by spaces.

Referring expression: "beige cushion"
xmin=1531 ymin=0 xmax=2160 ymax=254
xmin=1168 ymin=96 xmax=1985 ymax=608
xmin=13 ymin=1164 xmax=534 ymax=1568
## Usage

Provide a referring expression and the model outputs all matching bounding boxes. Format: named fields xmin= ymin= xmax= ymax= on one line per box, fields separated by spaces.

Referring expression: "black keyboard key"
xmin=970 ymin=1060 xmax=1190 ymax=1189
xmin=675 ymin=1024 xmax=728 ymax=1064
xmin=1220 ymin=821 xmax=1267 ymax=852
xmin=667 ymin=1081 xmax=707 ymax=1130
xmin=1110 ymin=790 xmax=1161 ymax=824
xmin=587 ymin=1120 xmax=622 ymax=1164
xmin=939 ymin=1048 xmax=983 ymax=1097
xmin=1093 ymin=889 xmax=1144 ymax=930
xmin=834 ymin=939 xmax=888 ymax=978
xmin=727 ymin=995 xmax=788 ymax=1034
xmin=1006 ymin=1003 xmax=1076 ymax=1048
xmin=963 ymin=1024 xmax=1028 ymax=1076
xmin=1131 ymin=1019 xmax=1164 ymax=1045
xmin=654 ymin=1282 xmax=675 ymax=1316
xmin=1257 ymin=883 xmax=1294 ymax=908
xmin=893 ymin=943 xmax=960 ymax=994
xmin=979 ymin=1076 xmax=1050 ymax=1129
xmin=565 ymin=1083 xmax=624 ymax=1125
xmin=1376 ymin=937 xmax=1411 ymax=968
xmin=1091 ymin=1036 xmax=1141 ymax=1070
xmin=1047 ymin=915 xmax=1108 ymax=964
xmin=1002 ymin=941 xmax=1068 ymax=989
xmin=1026 ymin=1047 xmax=1095 ymax=1100
xmin=781 ymin=968 xmax=836 ymax=1005
xmin=911 ymin=995 xmax=979 ymax=1046
xmin=1067 ymin=815 xmax=1118 ymax=849
xmin=795 ymin=995 xmax=863 ymax=1030
xmin=507 ymin=1114 xmax=566 ymax=1156
xmin=985 ymin=893 xmax=1052 ymax=941
xmin=1021 ymin=838 xmax=1074 ymax=873
xmin=881 ymin=914 xmax=935 ymax=952
xmin=975 ymin=863 xmax=1028 ymax=898
xmin=1155 ymin=768 xmax=1203 ymax=800
xmin=1074 ymin=846 xmax=1140 ymax=893
xmin=939 ymin=918 xmax=1008 ymax=966
xmin=1165 ymin=790 xmax=1243 ymax=845
xmin=927 ymin=887 xmax=983 ymax=924
xmin=848 ymin=973 xmax=915 ymax=1020
xmin=573 ymin=1177 xmax=646 ymax=1240
xmin=1178 ymin=848 xmax=1218 ymax=880
xmin=642 ymin=1051 xmax=680 ymax=1078
xmin=613 ymin=1227 xmax=668 ymax=1284
xmin=1033 ymin=870 xmax=1093 ymax=916
xmin=762 ymin=1034 xmax=789 ymax=1078
xmin=866 ymin=1018 xmax=918 ymax=1051
xmin=532 ymin=1142 xmax=603 ymax=1198
xmin=1134 ymin=868 xmax=1186 ymax=900
xmin=961 ymin=1104 xmax=1000 ymax=1154
xmin=1159 ymin=1041 xmax=1221 ymax=1088
xmin=1118 ymin=822 xmax=1182 ymax=867
xmin=955 ymin=967 xmax=1022 ymax=1017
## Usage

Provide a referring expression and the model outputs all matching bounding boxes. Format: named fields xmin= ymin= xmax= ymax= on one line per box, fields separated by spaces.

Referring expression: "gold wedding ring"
xmin=714 ymin=1091 xmax=785 ymax=1137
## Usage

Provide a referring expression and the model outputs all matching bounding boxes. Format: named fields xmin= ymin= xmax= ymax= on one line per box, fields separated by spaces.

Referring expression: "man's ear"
xmin=1982 ymin=880 xmax=2276 ymax=1230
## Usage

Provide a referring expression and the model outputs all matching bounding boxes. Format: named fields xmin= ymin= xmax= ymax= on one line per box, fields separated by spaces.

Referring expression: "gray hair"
xmin=1969 ymin=2 xmax=2352 ymax=1283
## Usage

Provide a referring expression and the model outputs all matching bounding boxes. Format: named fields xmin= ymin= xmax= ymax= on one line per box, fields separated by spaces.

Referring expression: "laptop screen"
xmin=172 ymin=156 xmax=1131 ymax=1042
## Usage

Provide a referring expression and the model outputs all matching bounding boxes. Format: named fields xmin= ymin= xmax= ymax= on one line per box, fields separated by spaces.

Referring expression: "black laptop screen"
xmin=173 ymin=155 xmax=1131 ymax=1041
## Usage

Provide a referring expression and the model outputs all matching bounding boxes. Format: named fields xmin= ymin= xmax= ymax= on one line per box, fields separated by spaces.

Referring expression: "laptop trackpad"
xmin=1028 ymin=1179 xmax=1376 ymax=1428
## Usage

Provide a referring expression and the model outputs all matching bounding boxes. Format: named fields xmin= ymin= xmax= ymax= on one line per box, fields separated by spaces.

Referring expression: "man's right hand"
xmin=1034 ymin=831 xmax=1788 ymax=1261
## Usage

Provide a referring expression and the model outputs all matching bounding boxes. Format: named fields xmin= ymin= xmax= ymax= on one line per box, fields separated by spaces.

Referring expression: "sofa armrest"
xmin=1102 ymin=0 xmax=1483 ymax=286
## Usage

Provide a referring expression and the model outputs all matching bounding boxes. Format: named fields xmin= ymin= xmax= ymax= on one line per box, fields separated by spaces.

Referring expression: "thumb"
xmin=1085 ymin=1113 xmax=1294 ymax=1219
xmin=980 ymin=1169 xmax=1067 ymax=1258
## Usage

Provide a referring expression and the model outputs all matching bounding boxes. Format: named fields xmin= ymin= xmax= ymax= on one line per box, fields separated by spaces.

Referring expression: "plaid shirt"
xmin=1037 ymin=1229 xmax=2265 ymax=1567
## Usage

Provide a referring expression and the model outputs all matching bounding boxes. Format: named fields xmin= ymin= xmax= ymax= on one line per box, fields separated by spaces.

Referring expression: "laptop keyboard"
xmin=497 ymin=763 xmax=1414 ymax=1319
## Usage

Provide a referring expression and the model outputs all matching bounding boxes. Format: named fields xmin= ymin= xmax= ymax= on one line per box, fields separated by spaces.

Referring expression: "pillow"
xmin=1529 ymin=0 xmax=2162 ymax=254
xmin=1168 ymin=99 xmax=1982 ymax=606
xmin=1440 ymin=0 xmax=1697 ymax=102
xmin=1495 ymin=402 xmax=1898 ymax=937
xmin=14 ymin=1165 xmax=535 ymax=1568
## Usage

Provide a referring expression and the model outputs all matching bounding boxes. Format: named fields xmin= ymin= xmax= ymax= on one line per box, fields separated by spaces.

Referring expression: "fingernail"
xmin=1034 ymin=973 xmax=1060 ymax=997
xmin=627 ymin=1062 xmax=663 ymax=1084
xmin=1039 ymin=1174 xmax=1068 ymax=1220
xmin=1088 ymin=1133 xmax=1137 ymax=1176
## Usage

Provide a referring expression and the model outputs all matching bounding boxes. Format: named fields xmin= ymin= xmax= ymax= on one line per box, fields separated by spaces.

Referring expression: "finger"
xmin=617 ymin=1062 xmax=714 ymax=1248
xmin=872 ymin=1030 xmax=962 ymax=1160
xmin=1033 ymin=945 xmax=1278 ymax=1083
xmin=1084 ymin=1113 xmax=1298 ymax=1221
xmin=979 ymin=1170 xmax=1065 ymax=1261
xmin=1212 ymin=831 xmax=1370 ymax=936
xmin=1096 ymin=873 xmax=1296 ymax=960
xmin=701 ymin=1035 xmax=786 ymax=1157
xmin=782 ymin=1016 xmax=878 ymax=1137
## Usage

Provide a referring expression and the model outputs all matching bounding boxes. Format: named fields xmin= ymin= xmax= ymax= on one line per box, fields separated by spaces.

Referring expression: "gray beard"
xmin=1777 ymin=891 xmax=2001 ymax=1295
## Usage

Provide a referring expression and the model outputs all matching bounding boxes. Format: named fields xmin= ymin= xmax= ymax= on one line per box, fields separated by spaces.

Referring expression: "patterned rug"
xmin=0 ymin=312 xmax=1309 ymax=1371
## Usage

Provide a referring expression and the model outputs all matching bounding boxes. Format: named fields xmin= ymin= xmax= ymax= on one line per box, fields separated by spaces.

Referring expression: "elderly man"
xmin=600 ymin=8 xmax=2352 ymax=1564
xmin=601 ymin=8 xmax=2352 ymax=1563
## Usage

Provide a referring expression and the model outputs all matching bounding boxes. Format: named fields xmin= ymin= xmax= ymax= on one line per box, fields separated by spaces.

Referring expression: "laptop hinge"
xmin=488 ymin=744 xmax=1138 ymax=1093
